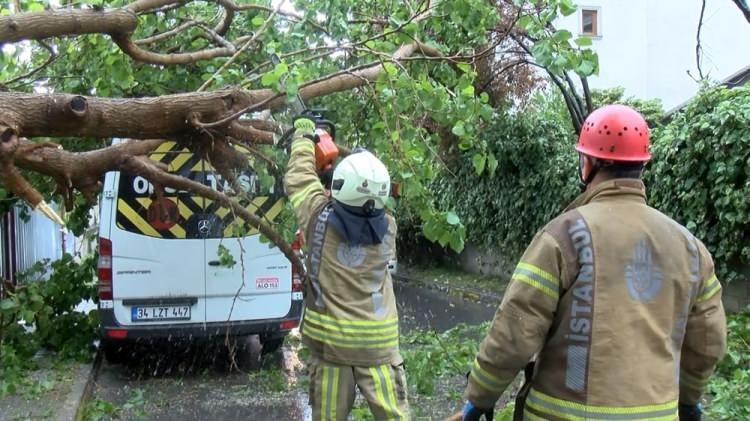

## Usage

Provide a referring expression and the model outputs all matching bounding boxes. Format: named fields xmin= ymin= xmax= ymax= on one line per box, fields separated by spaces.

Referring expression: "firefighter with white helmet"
xmin=284 ymin=116 xmax=409 ymax=420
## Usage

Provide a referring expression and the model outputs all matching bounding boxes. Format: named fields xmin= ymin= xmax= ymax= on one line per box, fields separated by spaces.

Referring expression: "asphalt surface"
xmin=88 ymin=280 xmax=498 ymax=420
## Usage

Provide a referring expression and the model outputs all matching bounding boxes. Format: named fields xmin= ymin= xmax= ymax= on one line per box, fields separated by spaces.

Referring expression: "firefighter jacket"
xmin=464 ymin=179 xmax=727 ymax=420
xmin=284 ymin=135 xmax=402 ymax=367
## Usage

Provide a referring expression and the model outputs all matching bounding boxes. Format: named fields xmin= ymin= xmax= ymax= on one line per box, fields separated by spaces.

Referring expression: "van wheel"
xmin=261 ymin=336 xmax=285 ymax=355
xmin=102 ymin=339 xmax=128 ymax=364
xmin=225 ymin=335 xmax=262 ymax=371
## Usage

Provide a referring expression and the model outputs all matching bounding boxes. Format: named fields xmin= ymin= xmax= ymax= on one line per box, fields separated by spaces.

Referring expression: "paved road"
xmin=89 ymin=280 xmax=498 ymax=420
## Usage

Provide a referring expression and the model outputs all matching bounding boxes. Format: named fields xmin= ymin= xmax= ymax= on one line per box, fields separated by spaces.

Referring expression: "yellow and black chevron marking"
xmin=115 ymin=141 xmax=284 ymax=239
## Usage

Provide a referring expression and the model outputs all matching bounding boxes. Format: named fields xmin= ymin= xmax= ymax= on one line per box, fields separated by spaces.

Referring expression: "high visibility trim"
xmin=516 ymin=262 xmax=559 ymax=285
xmin=289 ymin=182 xmax=321 ymax=209
xmin=291 ymin=140 xmax=315 ymax=155
xmin=304 ymin=310 xmax=399 ymax=334
xmin=469 ymin=358 xmax=506 ymax=392
xmin=527 ymin=389 xmax=678 ymax=420
xmin=302 ymin=324 xmax=399 ymax=349
xmin=303 ymin=318 xmax=399 ymax=341
xmin=370 ymin=367 xmax=392 ymax=420
xmin=523 ymin=409 xmax=547 ymax=421
xmin=321 ymin=365 xmax=329 ymax=418
xmin=695 ymin=274 xmax=720 ymax=303
xmin=328 ymin=366 xmax=339 ymax=420
xmin=512 ymin=273 xmax=558 ymax=299
xmin=382 ymin=365 xmax=405 ymax=420
xmin=305 ymin=309 xmax=399 ymax=328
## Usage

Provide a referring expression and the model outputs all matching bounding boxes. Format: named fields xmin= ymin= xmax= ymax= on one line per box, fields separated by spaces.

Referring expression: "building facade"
xmin=555 ymin=0 xmax=750 ymax=110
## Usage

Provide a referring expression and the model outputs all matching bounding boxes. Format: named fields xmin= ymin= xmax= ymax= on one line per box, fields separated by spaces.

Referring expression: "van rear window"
xmin=115 ymin=141 xmax=284 ymax=239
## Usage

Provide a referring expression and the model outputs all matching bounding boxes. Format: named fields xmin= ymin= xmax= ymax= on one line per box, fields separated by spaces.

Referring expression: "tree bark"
xmin=0 ymin=89 xmax=264 ymax=139
xmin=0 ymin=8 xmax=137 ymax=44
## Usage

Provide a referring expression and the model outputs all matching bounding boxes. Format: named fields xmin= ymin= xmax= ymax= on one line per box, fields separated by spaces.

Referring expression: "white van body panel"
xmin=99 ymin=140 xmax=291 ymax=331
xmin=205 ymin=236 xmax=292 ymax=322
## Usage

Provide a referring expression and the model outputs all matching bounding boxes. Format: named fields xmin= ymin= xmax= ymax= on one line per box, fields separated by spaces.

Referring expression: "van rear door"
xmin=110 ymin=141 xmax=207 ymax=327
xmin=202 ymin=158 xmax=292 ymax=323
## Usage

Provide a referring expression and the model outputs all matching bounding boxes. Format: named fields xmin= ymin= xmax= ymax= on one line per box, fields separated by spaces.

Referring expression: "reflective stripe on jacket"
xmin=464 ymin=179 xmax=727 ymax=418
xmin=284 ymin=135 xmax=402 ymax=366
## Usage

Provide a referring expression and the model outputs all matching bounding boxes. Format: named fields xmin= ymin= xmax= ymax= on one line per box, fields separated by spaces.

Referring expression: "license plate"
xmin=131 ymin=305 xmax=191 ymax=322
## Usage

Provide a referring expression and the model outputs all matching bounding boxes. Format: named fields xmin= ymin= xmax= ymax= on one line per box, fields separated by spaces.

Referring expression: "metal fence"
xmin=1 ymin=204 xmax=75 ymax=283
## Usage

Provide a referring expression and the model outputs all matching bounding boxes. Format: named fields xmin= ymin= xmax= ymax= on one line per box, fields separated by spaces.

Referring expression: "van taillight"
xmin=98 ymin=237 xmax=113 ymax=300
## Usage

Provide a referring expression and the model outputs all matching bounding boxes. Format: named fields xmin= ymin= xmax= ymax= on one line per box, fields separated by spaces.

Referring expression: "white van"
xmin=97 ymin=140 xmax=302 ymax=362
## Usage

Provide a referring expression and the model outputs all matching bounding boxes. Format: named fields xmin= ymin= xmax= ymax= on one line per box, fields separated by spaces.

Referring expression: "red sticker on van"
xmin=256 ymin=277 xmax=279 ymax=290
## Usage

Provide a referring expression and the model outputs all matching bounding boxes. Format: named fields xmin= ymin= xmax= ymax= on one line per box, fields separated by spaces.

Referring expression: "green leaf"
xmin=553 ymin=30 xmax=572 ymax=43
xmin=472 ymin=153 xmax=486 ymax=175
xmin=487 ymin=154 xmax=499 ymax=176
xmin=575 ymin=36 xmax=593 ymax=47
xmin=273 ymin=62 xmax=288 ymax=76
xmin=251 ymin=16 xmax=264 ymax=26
xmin=383 ymin=62 xmax=398 ymax=76
xmin=446 ymin=211 xmax=460 ymax=225
xmin=558 ymin=0 xmax=577 ymax=16
xmin=260 ymin=72 xmax=278 ymax=87
xmin=28 ymin=2 xmax=45 ymax=12
xmin=456 ymin=63 xmax=472 ymax=74
xmin=452 ymin=122 xmax=466 ymax=136
xmin=577 ymin=59 xmax=596 ymax=76
xmin=517 ymin=15 xmax=533 ymax=30
xmin=0 ymin=298 xmax=17 ymax=310
xmin=449 ymin=235 xmax=465 ymax=253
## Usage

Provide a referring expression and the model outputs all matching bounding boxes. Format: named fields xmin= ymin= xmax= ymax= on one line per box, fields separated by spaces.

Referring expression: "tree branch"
xmin=134 ymin=19 xmax=199 ymax=45
xmin=198 ymin=1 xmax=283 ymax=92
xmin=731 ymin=0 xmax=750 ymax=23
xmin=113 ymin=34 xmax=236 ymax=65
xmin=0 ymin=8 xmax=137 ymax=44
xmin=0 ymin=89 xmax=265 ymax=139
xmin=696 ymin=0 xmax=707 ymax=80
xmin=3 ymin=40 xmax=57 ymax=87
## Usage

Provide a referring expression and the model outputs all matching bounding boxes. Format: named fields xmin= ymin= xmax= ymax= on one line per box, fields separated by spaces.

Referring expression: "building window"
xmin=581 ymin=8 xmax=599 ymax=36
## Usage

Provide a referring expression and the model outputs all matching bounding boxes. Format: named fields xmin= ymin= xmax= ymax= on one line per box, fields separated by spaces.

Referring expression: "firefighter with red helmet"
xmin=457 ymin=105 xmax=727 ymax=421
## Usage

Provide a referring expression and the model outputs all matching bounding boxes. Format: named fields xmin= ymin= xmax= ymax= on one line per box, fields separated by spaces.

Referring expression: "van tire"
xmin=261 ymin=336 xmax=285 ymax=355
xmin=102 ymin=339 xmax=128 ymax=364
xmin=223 ymin=335 xmax=262 ymax=371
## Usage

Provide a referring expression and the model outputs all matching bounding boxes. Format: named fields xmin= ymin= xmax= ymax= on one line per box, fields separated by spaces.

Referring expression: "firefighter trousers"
xmin=308 ymin=355 xmax=410 ymax=420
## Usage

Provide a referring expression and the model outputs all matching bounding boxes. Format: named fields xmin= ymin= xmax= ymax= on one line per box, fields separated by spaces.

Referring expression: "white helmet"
xmin=331 ymin=151 xmax=391 ymax=210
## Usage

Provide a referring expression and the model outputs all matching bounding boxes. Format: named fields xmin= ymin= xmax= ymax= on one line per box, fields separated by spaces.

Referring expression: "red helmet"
xmin=576 ymin=104 xmax=650 ymax=162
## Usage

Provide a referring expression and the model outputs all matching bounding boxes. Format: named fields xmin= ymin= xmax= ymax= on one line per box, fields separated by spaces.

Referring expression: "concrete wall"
xmin=555 ymin=0 xmax=750 ymax=110
xmin=453 ymin=244 xmax=749 ymax=312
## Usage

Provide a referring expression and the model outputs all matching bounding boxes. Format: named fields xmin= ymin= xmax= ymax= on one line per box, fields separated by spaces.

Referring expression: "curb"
xmin=61 ymin=350 xmax=102 ymax=421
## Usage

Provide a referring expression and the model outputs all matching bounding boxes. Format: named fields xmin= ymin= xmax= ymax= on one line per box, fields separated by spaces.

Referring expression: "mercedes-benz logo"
xmin=198 ymin=219 xmax=212 ymax=234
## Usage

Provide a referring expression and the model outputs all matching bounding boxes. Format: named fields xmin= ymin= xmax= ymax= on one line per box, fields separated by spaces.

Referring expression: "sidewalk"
xmin=0 ymin=352 xmax=98 ymax=421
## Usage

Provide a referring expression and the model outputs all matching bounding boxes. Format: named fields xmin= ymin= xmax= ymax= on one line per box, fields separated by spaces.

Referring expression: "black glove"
xmin=678 ymin=403 xmax=703 ymax=421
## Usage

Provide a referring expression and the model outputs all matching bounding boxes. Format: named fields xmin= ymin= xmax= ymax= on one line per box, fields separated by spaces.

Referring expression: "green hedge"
xmin=411 ymin=85 xmax=749 ymax=283
xmin=430 ymin=98 xmax=578 ymax=259
xmin=647 ymin=85 xmax=750 ymax=282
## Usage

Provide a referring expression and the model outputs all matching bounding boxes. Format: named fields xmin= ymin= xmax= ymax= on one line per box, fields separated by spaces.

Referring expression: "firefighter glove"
xmin=293 ymin=116 xmax=315 ymax=136
xmin=678 ymin=403 xmax=703 ymax=421
xmin=462 ymin=400 xmax=493 ymax=421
